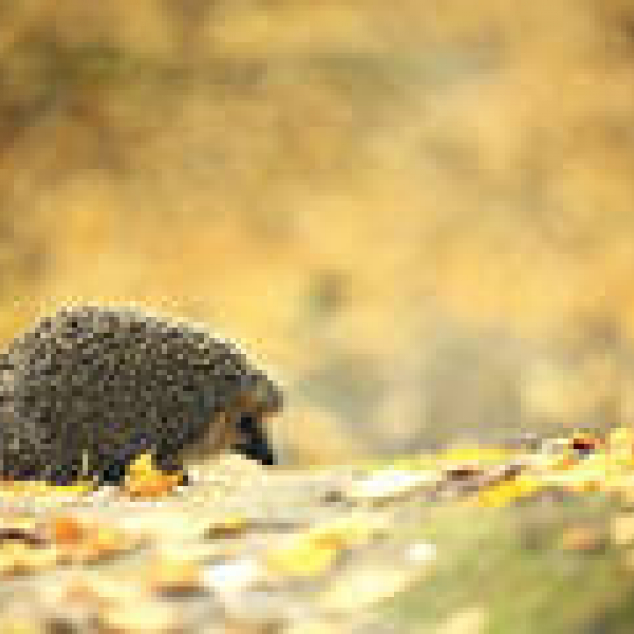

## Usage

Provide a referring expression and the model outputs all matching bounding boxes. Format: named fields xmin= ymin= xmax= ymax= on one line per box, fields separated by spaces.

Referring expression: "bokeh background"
xmin=1 ymin=0 xmax=634 ymax=465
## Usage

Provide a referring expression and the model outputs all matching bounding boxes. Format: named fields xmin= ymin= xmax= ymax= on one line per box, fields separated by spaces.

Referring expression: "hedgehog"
xmin=0 ymin=305 xmax=282 ymax=485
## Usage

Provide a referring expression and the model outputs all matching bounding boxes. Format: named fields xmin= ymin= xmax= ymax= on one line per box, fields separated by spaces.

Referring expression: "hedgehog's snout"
xmin=234 ymin=412 xmax=277 ymax=465
xmin=232 ymin=373 xmax=282 ymax=466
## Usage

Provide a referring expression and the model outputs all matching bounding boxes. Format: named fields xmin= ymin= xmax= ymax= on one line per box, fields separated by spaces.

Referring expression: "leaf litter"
xmin=1 ymin=430 xmax=634 ymax=631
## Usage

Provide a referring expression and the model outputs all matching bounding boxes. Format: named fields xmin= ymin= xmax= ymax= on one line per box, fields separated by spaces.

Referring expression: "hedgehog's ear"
xmin=237 ymin=372 xmax=282 ymax=417
xmin=255 ymin=375 xmax=283 ymax=417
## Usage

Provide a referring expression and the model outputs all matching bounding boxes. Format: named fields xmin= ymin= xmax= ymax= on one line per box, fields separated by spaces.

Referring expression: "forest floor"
xmin=1 ymin=431 xmax=634 ymax=633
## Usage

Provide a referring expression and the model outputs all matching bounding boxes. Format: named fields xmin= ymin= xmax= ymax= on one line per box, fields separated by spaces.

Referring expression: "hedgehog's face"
xmin=231 ymin=370 xmax=282 ymax=466
xmin=181 ymin=365 xmax=282 ymax=466
xmin=238 ymin=370 xmax=283 ymax=419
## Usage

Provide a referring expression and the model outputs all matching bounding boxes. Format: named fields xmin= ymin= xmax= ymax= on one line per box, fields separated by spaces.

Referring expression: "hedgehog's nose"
xmin=233 ymin=413 xmax=277 ymax=466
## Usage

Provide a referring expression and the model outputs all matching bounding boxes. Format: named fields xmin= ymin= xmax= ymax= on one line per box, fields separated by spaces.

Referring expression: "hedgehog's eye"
xmin=233 ymin=413 xmax=277 ymax=466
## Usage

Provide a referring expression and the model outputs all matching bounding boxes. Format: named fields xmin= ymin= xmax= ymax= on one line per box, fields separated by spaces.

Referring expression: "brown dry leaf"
xmin=570 ymin=433 xmax=602 ymax=454
xmin=205 ymin=515 xmax=251 ymax=539
xmin=124 ymin=453 xmax=183 ymax=498
xmin=444 ymin=464 xmax=485 ymax=481
xmin=0 ymin=516 xmax=47 ymax=546
xmin=611 ymin=515 xmax=634 ymax=547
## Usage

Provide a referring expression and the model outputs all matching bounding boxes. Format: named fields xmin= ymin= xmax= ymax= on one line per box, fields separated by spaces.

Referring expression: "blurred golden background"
xmin=1 ymin=0 xmax=634 ymax=464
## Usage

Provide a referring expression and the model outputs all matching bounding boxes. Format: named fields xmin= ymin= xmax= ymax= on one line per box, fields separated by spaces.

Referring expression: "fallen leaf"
xmin=560 ymin=526 xmax=605 ymax=553
xmin=124 ymin=453 xmax=183 ymax=498
xmin=53 ymin=519 xmax=141 ymax=565
xmin=205 ymin=515 xmax=250 ymax=539
xmin=264 ymin=514 xmax=386 ymax=578
xmin=0 ymin=542 xmax=60 ymax=576
xmin=571 ymin=433 xmax=602 ymax=455
xmin=265 ymin=538 xmax=339 ymax=577
xmin=146 ymin=556 xmax=203 ymax=595
xmin=50 ymin=515 xmax=85 ymax=545
xmin=444 ymin=464 xmax=484 ymax=481
xmin=0 ymin=517 xmax=46 ymax=546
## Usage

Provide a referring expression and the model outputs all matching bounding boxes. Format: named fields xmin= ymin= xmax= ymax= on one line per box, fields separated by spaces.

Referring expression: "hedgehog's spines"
xmin=0 ymin=305 xmax=282 ymax=484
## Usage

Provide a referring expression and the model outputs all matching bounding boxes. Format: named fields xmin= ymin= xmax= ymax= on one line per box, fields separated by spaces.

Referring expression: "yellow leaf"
xmin=265 ymin=539 xmax=339 ymax=577
xmin=124 ymin=453 xmax=183 ymax=498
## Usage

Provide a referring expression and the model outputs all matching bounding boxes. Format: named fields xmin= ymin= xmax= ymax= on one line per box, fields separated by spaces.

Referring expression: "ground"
xmin=1 ymin=432 xmax=634 ymax=632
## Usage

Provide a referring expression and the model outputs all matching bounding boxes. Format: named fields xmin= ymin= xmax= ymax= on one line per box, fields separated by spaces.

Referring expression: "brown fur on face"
xmin=180 ymin=411 xmax=235 ymax=462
